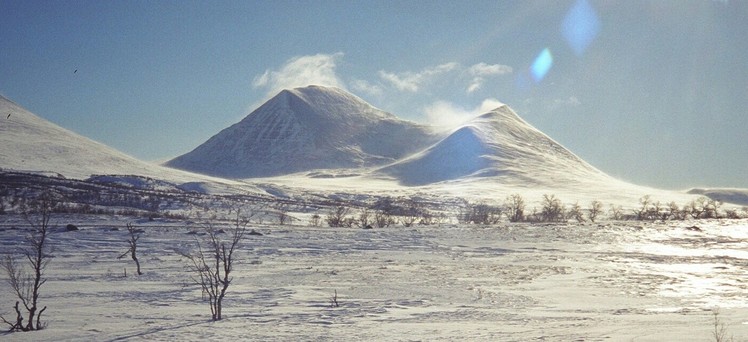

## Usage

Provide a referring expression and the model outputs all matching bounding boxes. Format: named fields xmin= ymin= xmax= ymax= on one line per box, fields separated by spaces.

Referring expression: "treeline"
xmin=314 ymin=193 xmax=748 ymax=228
xmin=455 ymin=194 xmax=748 ymax=224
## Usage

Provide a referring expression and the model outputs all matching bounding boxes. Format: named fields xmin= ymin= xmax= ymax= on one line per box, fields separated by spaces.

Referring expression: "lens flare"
xmin=531 ymin=48 xmax=553 ymax=82
xmin=562 ymin=0 xmax=600 ymax=55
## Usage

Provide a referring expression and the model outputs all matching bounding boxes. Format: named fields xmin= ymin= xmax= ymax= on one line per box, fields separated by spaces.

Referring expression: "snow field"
xmin=1 ymin=216 xmax=747 ymax=341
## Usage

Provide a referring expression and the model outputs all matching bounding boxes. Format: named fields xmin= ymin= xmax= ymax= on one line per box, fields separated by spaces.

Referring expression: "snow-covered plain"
xmin=1 ymin=216 xmax=747 ymax=341
xmin=3 ymin=86 xmax=748 ymax=341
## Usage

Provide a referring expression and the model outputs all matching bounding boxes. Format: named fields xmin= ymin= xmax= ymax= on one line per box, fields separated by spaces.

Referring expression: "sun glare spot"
xmin=531 ymin=48 xmax=553 ymax=82
xmin=562 ymin=0 xmax=600 ymax=55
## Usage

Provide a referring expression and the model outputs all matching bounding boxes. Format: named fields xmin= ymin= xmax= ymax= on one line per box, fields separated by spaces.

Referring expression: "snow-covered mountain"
xmin=0 ymin=95 xmax=240 ymax=185
xmin=0 ymin=87 xmax=715 ymax=206
xmin=166 ymin=85 xmax=438 ymax=178
xmin=378 ymin=105 xmax=612 ymax=186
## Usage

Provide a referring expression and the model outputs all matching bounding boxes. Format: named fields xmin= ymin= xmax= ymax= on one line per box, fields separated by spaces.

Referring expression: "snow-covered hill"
xmin=688 ymin=188 xmax=748 ymax=206
xmin=0 ymin=88 xmax=708 ymax=206
xmin=0 ymin=95 xmax=246 ymax=188
xmin=166 ymin=86 xmax=438 ymax=178
xmin=162 ymin=85 xmax=702 ymax=205
xmin=378 ymin=105 xmax=610 ymax=186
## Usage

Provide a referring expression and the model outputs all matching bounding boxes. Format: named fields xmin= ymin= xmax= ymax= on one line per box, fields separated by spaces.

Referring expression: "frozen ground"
xmin=1 ymin=216 xmax=747 ymax=341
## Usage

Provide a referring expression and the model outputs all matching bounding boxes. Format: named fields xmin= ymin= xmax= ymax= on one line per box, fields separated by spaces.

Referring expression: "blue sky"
xmin=1 ymin=0 xmax=746 ymax=189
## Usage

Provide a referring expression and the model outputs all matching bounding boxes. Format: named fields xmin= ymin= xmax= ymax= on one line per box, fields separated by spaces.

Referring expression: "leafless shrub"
xmin=357 ymin=208 xmax=371 ymax=228
xmin=275 ymin=203 xmax=291 ymax=225
xmin=326 ymin=206 xmax=350 ymax=227
xmin=724 ymin=209 xmax=740 ymax=219
xmin=540 ymin=194 xmax=565 ymax=222
xmin=459 ymin=202 xmax=503 ymax=225
xmin=633 ymin=195 xmax=651 ymax=221
xmin=401 ymin=213 xmax=419 ymax=227
xmin=588 ymin=200 xmax=603 ymax=222
xmin=1 ymin=192 xmax=56 ymax=332
xmin=704 ymin=199 xmax=721 ymax=219
xmin=608 ymin=204 xmax=624 ymax=221
xmin=652 ymin=201 xmax=668 ymax=222
xmin=668 ymin=201 xmax=684 ymax=220
xmin=374 ymin=210 xmax=397 ymax=228
xmin=179 ymin=214 xmax=248 ymax=321
xmin=117 ymin=222 xmax=143 ymax=276
xmin=567 ymin=202 xmax=586 ymax=223
xmin=688 ymin=197 xmax=707 ymax=219
xmin=309 ymin=214 xmax=321 ymax=227
xmin=504 ymin=194 xmax=525 ymax=223
xmin=329 ymin=289 xmax=339 ymax=308
xmin=712 ymin=309 xmax=734 ymax=342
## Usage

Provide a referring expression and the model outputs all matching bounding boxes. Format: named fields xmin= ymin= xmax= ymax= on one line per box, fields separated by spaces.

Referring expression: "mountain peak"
xmin=166 ymin=86 xmax=437 ymax=178
xmin=378 ymin=103 xmax=610 ymax=186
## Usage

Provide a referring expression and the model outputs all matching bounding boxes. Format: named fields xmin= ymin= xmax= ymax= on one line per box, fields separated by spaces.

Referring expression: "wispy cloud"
xmin=423 ymin=98 xmax=505 ymax=127
xmin=466 ymin=63 xmax=513 ymax=93
xmin=248 ymin=54 xmax=513 ymax=127
xmin=252 ymin=52 xmax=345 ymax=97
xmin=378 ymin=62 xmax=459 ymax=92
xmin=468 ymin=62 xmax=513 ymax=76
xmin=350 ymin=79 xmax=383 ymax=97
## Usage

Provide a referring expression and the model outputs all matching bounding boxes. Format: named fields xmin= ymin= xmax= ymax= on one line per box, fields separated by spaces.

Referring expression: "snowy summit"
xmin=166 ymin=86 xmax=438 ymax=178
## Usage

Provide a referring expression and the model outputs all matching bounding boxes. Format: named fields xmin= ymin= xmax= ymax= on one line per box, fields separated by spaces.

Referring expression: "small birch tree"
xmin=180 ymin=215 xmax=247 ymax=321
xmin=118 ymin=222 xmax=143 ymax=276
xmin=1 ymin=192 xmax=56 ymax=332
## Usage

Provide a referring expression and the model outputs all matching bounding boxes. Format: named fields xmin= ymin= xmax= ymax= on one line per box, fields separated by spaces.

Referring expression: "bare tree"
xmin=567 ymin=202 xmax=586 ymax=223
xmin=400 ymin=199 xmax=421 ymax=227
xmin=309 ymin=214 xmax=321 ymax=227
xmin=688 ymin=197 xmax=707 ymax=219
xmin=633 ymin=195 xmax=651 ymax=221
xmin=180 ymin=215 xmax=247 ymax=321
xmin=400 ymin=213 xmax=419 ymax=227
xmin=373 ymin=210 xmax=396 ymax=228
xmin=711 ymin=309 xmax=733 ymax=342
xmin=1 ymin=192 xmax=56 ymax=332
xmin=668 ymin=201 xmax=684 ymax=220
xmin=275 ymin=203 xmax=291 ymax=225
xmin=326 ymin=206 xmax=350 ymax=227
xmin=505 ymin=194 xmax=525 ymax=223
xmin=588 ymin=200 xmax=603 ymax=222
xmin=724 ymin=208 xmax=740 ymax=219
xmin=608 ymin=204 xmax=624 ymax=221
xmin=540 ymin=194 xmax=565 ymax=222
xmin=118 ymin=223 xmax=143 ymax=276
xmin=357 ymin=208 xmax=371 ymax=228
xmin=704 ymin=199 xmax=721 ymax=219
xmin=459 ymin=202 xmax=503 ymax=225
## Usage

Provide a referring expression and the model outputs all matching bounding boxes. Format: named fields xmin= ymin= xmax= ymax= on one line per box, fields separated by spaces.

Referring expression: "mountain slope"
xmin=0 ymin=95 xmax=234 ymax=184
xmin=166 ymin=85 xmax=438 ymax=178
xmin=378 ymin=105 xmax=613 ymax=186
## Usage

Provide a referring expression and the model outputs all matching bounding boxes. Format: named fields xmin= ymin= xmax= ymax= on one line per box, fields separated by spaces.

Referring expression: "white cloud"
xmin=467 ymin=77 xmax=484 ymax=93
xmin=552 ymin=96 xmax=581 ymax=107
xmin=423 ymin=98 xmax=505 ymax=128
xmin=468 ymin=62 xmax=513 ymax=76
xmin=252 ymin=52 xmax=345 ymax=96
xmin=465 ymin=63 xmax=513 ymax=94
xmin=378 ymin=62 xmax=459 ymax=92
xmin=350 ymin=79 xmax=383 ymax=97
